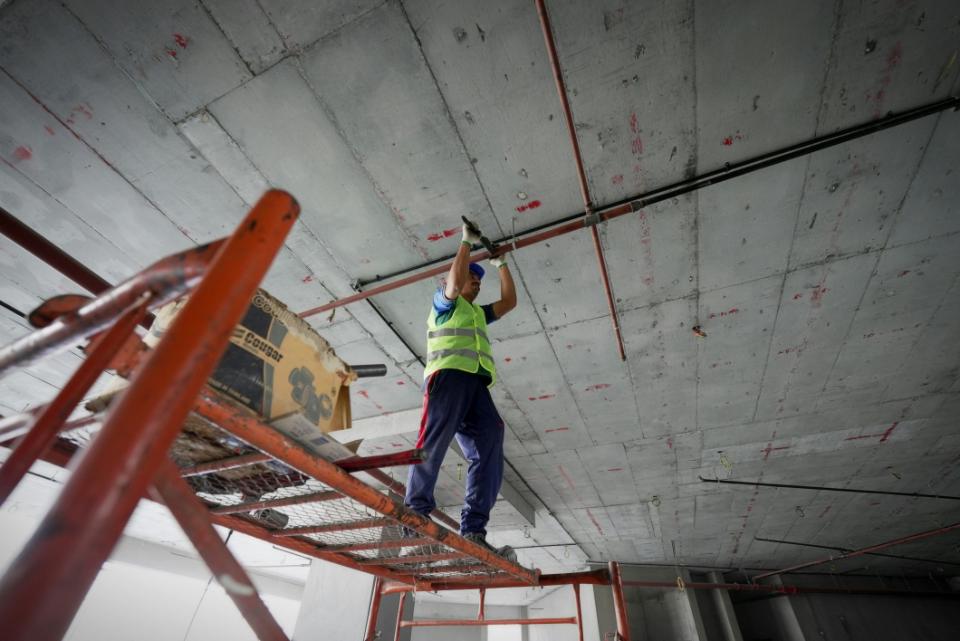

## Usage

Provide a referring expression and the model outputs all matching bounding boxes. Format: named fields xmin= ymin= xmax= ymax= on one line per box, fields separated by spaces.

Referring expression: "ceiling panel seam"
xmin=290 ymin=57 xmax=431 ymax=262
xmin=746 ymin=0 xmax=843 ymax=425
xmin=815 ymin=110 xmax=944 ymax=400
xmin=197 ymin=0 xmax=256 ymax=77
xmin=396 ymin=0 xmax=505 ymax=239
xmin=687 ymin=0 xmax=702 ymax=437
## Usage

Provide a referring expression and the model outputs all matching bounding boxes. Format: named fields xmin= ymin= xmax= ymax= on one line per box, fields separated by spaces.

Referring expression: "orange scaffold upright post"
xmin=0 ymin=190 xmax=300 ymax=641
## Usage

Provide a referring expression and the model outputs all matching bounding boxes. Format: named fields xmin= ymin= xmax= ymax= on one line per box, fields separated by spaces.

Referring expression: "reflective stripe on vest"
xmin=424 ymin=296 xmax=496 ymax=387
xmin=427 ymin=327 xmax=490 ymax=342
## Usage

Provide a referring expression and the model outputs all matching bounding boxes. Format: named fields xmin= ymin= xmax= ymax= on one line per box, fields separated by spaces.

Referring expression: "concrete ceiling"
xmin=2 ymin=0 xmax=960 ymax=586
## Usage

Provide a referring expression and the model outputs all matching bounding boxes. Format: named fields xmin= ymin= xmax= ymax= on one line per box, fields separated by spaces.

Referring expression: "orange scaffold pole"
xmin=0 ymin=190 xmax=299 ymax=641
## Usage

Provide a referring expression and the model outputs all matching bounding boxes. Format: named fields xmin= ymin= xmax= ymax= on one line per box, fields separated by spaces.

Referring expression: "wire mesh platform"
xmin=53 ymin=389 xmax=537 ymax=589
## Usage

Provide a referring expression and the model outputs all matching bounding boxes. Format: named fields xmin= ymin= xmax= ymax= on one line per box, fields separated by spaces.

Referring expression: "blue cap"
xmin=468 ymin=263 xmax=485 ymax=280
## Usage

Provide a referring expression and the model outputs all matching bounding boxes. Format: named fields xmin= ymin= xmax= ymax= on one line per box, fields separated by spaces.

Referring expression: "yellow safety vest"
xmin=424 ymin=296 xmax=496 ymax=387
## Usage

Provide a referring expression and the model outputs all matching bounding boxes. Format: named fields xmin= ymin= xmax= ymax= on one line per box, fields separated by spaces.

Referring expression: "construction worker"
xmin=404 ymin=220 xmax=517 ymax=557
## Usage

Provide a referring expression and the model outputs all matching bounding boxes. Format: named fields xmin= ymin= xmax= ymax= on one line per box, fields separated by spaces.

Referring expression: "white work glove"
xmin=489 ymin=255 xmax=507 ymax=269
xmin=461 ymin=222 xmax=481 ymax=246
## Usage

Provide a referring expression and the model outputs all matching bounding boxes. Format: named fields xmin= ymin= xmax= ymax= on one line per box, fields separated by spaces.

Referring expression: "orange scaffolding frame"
xmin=0 ymin=191 xmax=634 ymax=641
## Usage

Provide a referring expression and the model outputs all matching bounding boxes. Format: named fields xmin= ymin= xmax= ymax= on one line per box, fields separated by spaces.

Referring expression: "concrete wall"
xmin=526 ymin=584 xmax=600 ymax=641
xmin=410 ymin=601 xmax=524 ymax=641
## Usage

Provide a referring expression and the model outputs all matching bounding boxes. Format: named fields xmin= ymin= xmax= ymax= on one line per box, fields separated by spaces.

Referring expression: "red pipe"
xmin=573 ymin=583 xmax=584 ymax=641
xmin=533 ymin=0 xmax=626 ymax=361
xmin=393 ymin=591 xmax=407 ymax=641
xmin=381 ymin=568 xmax=611 ymax=594
xmin=0 ymin=206 xmax=112 ymax=295
xmin=0 ymin=238 xmax=225 ymax=375
xmin=364 ymin=577 xmax=385 ymax=641
xmin=337 ymin=448 xmax=425 ymax=472
xmin=753 ymin=521 xmax=960 ymax=580
xmin=400 ymin=617 xmax=577 ymax=628
xmin=151 ymin=463 xmax=290 ymax=641
xmin=609 ymin=561 xmax=631 ymax=641
xmin=0 ymin=190 xmax=299 ymax=641
xmin=0 ymin=298 xmax=148 ymax=506
xmin=478 ymin=587 xmax=486 ymax=620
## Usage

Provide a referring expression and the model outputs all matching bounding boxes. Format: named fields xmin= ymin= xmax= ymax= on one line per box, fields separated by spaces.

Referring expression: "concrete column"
xmin=706 ymin=572 xmax=744 ymax=641
xmin=292 ymin=560 xmax=375 ymax=641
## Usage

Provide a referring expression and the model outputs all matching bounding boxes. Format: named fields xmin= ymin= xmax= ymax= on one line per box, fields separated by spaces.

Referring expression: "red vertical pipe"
xmin=365 ymin=577 xmax=385 ymax=641
xmin=0 ymin=297 xmax=148 ymax=506
xmin=573 ymin=583 xmax=584 ymax=641
xmin=0 ymin=190 xmax=299 ymax=641
xmin=478 ymin=587 xmax=486 ymax=621
xmin=151 ymin=464 xmax=290 ymax=641
xmin=609 ymin=562 xmax=631 ymax=641
xmin=533 ymin=0 xmax=626 ymax=361
xmin=393 ymin=591 xmax=408 ymax=641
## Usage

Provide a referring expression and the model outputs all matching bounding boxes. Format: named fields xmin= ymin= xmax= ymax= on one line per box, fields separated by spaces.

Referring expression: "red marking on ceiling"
xmin=44 ymin=125 xmax=55 ymax=136
xmin=666 ymin=437 xmax=673 ymax=449
xmin=75 ymin=104 xmax=93 ymax=119
xmin=12 ymin=146 xmax=32 ymax=161
xmin=846 ymin=422 xmax=899 ymax=443
xmin=527 ymin=394 xmax=555 ymax=401
xmin=515 ymin=199 xmax=542 ymax=213
xmin=708 ymin=308 xmax=740 ymax=319
xmin=879 ymin=421 xmax=899 ymax=443
xmin=898 ymin=270 xmax=911 ymax=277
xmin=165 ymin=47 xmax=178 ymax=59
xmin=792 ymin=293 xmax=803 ymax=300
xmin=173 ymin=33 xmax=190 ymax=48
xmin=871 ymin=41 xmax=903 ymax=118
xmin=629 ymin=113 xmax=639 ymax=134
xmin=557 ymin=465 xmax=577 ymax=491
xmin=584 ymin=383 xmax=611 ymax=392
xmin=356 ymin=389 xmax=385 ymax=412
xmin=611 ymin=174 xmax=623 ymax=185
xmin=426 ymin=227 xmax=459 ymax=241
xmin=870 ymin=501 xmax=881 ymax=506
xmin=396 ymin=380 xmax=405 ymax=385
xmin=544 ymin=427 xmax=570 ymax=433
xmin=722 ymin=132 xmax=744 ymax=146
xmin=777 ymin=339 xmax=808 ymax=357
xmin=302 ymin=275 xmax=313 ymax=283
xmin=810 ymin=283 xmax=829 ymax=307
xmin=606 ymin=467 xmax=623 ymax=472
xmin=732 ymin=471 xmax=764 ymax=555
xmin=631 ymin=136 xmax=643 ymax=155
xmin=818 ymin=505 xmax=832 ymax=518
xmin=585 ymin=508 xmax=605 ymax=536
xmin=761 ymin=443 xmax=790 ymax=461
xmin=503 ymin=357 xmax=512 ymax=362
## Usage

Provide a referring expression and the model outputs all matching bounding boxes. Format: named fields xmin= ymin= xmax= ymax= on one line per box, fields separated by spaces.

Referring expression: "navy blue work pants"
xmin=405 ymin=368 xmax=504 ymax=535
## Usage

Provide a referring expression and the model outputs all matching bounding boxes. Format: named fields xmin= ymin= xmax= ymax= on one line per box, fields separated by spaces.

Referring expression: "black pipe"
xmin=350 ymin=364 xmax=388 ymax=378
xmin=698 ymin=476 xmax=960 ymax=501
xmin=358 ymin=95 xmax=959 ymax=287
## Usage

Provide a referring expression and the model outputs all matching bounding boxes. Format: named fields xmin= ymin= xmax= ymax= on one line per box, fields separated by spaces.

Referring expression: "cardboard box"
xmin=145 ymin=289 xmax=358 ymax=458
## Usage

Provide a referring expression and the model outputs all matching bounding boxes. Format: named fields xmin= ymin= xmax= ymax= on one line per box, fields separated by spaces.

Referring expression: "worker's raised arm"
xmin=490 ymin=255 xmax=517 ymax=319
xmin=444 ymin=222 xmax=480 ymax=300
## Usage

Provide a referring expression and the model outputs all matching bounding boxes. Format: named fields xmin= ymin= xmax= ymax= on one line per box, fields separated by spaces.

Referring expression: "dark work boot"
xmin=462 ymin=532 xmax=518 ymax=564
